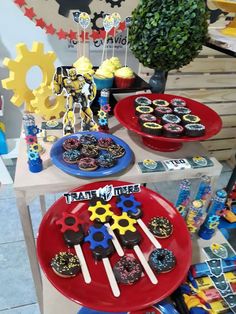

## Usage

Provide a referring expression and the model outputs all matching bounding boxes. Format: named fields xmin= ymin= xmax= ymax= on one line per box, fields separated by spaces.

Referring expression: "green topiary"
xmin=129 ymin=0 xmax=208 ymax=71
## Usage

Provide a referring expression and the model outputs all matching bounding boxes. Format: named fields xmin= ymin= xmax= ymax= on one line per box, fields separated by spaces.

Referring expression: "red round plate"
xmin=37 ymin=181 xmax=192 ymax=312
xmin=114 ymin=93 xmax=222 ymax=151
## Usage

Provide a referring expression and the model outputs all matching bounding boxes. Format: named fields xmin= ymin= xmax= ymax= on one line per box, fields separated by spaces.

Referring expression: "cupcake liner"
xmin=94 ymin=77 xmax=114 ymax=90
xmin=115 ymin=76 xmax=135 ymax=88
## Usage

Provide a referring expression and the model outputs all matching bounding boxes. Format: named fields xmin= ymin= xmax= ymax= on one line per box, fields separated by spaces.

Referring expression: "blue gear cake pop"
xmin=85 ymin=223 xmax=114 ymax=261
xmin=116 ymin=194 xmax=142 ymax=219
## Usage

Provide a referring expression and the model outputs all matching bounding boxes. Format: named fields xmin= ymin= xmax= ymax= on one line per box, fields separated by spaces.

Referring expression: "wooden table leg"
xmin=39 ymin=195 xmax=47 ymax=216
xmin=226 ymin=165 xmax=236 ymax=194
xmin=16 ymin=192 xmax=43 ymax=314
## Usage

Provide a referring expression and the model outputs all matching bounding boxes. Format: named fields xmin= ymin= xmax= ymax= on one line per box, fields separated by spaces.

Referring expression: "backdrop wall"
xmin=0 ymin=1 xmax=138 ymax=138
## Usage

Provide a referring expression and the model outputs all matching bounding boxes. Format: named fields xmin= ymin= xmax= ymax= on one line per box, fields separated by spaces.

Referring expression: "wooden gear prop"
xmin=2 ymin=42 xmax=56 ymax=112
xmin=31 ymin=84 xmax=66 ymax=120
xmin=13 ymin=0 xmax=139 ymax=40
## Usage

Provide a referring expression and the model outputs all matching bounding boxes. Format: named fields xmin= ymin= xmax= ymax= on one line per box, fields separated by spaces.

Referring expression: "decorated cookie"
xmin=170 ymin=98 xmax=187 ymax=108
xmin=152 ymin=99 xmax=170 ymax=108
xmin=85 ymin=223 xmax=114 ymax=261
xmin=173 ymin=107 xmax=191 ymax=117
xmin=98 ymin=137 xmax=114 ymax=149
xmin=135 ymin=105 xmax=154 ymax=116
xmin=148 ymin=217 xmax=173 ymax=238
xmin=97 ymin=153 xmax=116 ymax=168
xmin=78 ymin=157 xmax=98 ymax=171
xmin=182 ymin=114 xmax=201 ymax=125
xmin=134 ymin=96 xmax=152 ymax=108
xmin=81 ymin=145 xmax=99 ymax=158
xmin=138 ymin=114 xmax=156 ymax=125
xmin=162 ymin=114 xmax=181 ymax=125
xmin=149 ymin=248 xmax=176 ymax=273
xmin=63 ymin=150 xmax=81 ymax=164
xmin=88 ymin=199 xmax=114 ymax=223
xmin=154 ymin=107 xmax=173 ymax=118
xmin=108 ymin=144 xmax=126 ymax=158
xmin=51 ymin=252 xmax=81 ymax=278
xmin=113 ymin=255 xmax=142 ymax=285
xmin=185 ymin=123 xmax=205 ymax=137
xmin=141 ymin=122 xmax=163 ymax=135
xmin=116 ymin=194 xmax=142 ymax=219
xmin=80 ymin=134 xmax=98 ymax=145
xmin=163 ymin=123 xmax=184 ymax=138
xmin=63 ymin=137 xmax=80 ymax=151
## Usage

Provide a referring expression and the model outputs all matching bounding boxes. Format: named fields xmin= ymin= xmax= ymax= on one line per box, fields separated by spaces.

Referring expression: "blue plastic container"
xmin=28 ymin=158 xmax=43 ymax=173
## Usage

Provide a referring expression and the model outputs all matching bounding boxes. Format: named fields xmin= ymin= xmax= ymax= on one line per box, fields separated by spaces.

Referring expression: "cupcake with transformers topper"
xmin=114 ymin=93 xmax=222 ymax=152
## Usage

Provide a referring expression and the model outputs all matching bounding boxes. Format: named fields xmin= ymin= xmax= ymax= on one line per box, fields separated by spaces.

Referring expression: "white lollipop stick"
xmin=101 ymin=33 xmax=108 ymax=64
xmin=133 ymin=245 xmax=158 ymax=285
xmin=124 ymin=27 xmax=129 ymax=67
xmin=112 ymin=28 xmax=116 ymax=57
xmin=137 ymin=219 xmax=162 ymax=249
xmin=105 ymin=223 xmax=124 ymax=257
xmin=74 ymin=244 xmax=91 ymax=284
xmin=103 ymin=257 xmax=120 ymax=297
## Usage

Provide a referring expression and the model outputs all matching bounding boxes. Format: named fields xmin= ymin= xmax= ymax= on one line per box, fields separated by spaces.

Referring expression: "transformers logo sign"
xmin=64 ymin=184 xmax=141 ymax=203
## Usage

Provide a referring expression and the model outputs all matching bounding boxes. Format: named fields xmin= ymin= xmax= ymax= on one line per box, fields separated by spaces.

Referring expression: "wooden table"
xmin=14 ymin=116 xmax=222 ymax=313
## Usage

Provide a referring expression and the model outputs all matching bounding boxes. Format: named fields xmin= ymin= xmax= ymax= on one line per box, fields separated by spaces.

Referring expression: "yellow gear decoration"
xmin=29 ymin=143 xmax=40 ymax=153
xmin=2 ymin=42 xmax=56 ymax=112
xmin=88 ymin=201 xmax=114 ymax=223
xmin=31 ymin=84 xmax=65 ymax=120
xmin=111 ymin=212 xmax=136 ymax=235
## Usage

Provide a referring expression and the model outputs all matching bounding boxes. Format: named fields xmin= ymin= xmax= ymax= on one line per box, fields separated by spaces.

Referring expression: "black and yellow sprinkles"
xmin=51 ymin=252 xmax=81 ymax=277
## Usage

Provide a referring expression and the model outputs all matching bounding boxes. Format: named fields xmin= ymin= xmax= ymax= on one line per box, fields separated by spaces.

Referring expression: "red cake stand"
xmin=114 ymin=93 xmax=222 ymax=152
xmin=37 ymin=180 xmax=192 ymax=312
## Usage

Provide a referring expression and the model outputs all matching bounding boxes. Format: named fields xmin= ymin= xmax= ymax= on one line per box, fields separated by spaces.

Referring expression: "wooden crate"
xmin=138 ymin=47 xmax=236 ymax=165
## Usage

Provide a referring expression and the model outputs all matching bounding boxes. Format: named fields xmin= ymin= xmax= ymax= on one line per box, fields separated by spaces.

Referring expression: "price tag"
xmin=163 ymin=159 xmax=191 ymax=171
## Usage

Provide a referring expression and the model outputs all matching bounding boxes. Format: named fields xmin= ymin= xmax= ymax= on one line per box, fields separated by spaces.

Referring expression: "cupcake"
xmin=134 ymin=96 xmax=152 ymax=108
xmin=114 ymin=66 xmax=135 ymax=88
xmin=163 ymin=123 xmax=184 ymax=138
xmin=141 ymin=122 xmax=163 ymax=135
xmin=109 ymin=57 xmax=122 ymax=70
xmin=73 ymin=56 xmax=94 ymax=75
xmin=94 ymin=66 xmax=114 ymax=90
xmin=100 ymin=59 xmax=117 ymax=73
xmin=185 ymin=123 xmax=205 ymax=137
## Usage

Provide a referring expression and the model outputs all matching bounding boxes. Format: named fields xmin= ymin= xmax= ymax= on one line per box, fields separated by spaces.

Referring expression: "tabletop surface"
xmin=14 ymin=115 xmax=222 ymax=194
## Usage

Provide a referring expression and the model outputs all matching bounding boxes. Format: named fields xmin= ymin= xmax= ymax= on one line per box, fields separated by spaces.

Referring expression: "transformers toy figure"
xmin=53 ymin=66 xmax=97 ymax=134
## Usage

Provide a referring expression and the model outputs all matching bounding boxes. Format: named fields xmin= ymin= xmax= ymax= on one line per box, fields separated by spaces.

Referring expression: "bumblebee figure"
xmin=53 ymin=66 xmax=97 ymax=134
